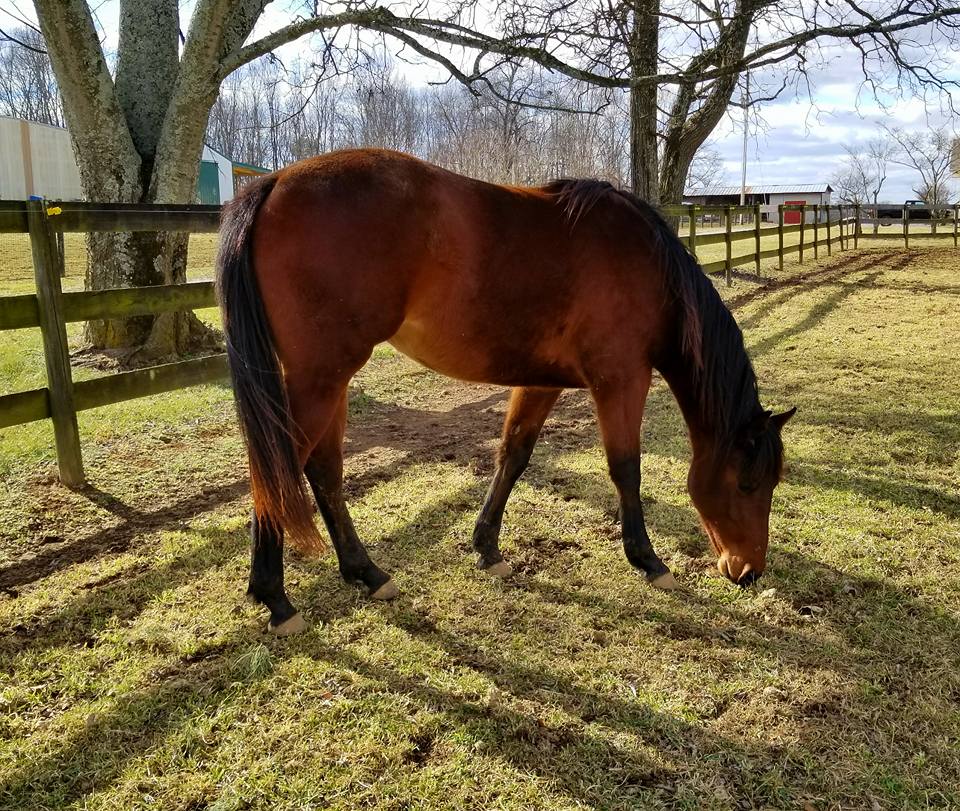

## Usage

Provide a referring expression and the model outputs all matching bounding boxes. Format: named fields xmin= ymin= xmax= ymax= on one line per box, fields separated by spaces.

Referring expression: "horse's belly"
xmin=388 ymin=318 xmax=488 ymax=380
xmin=388 ymin=318 xmax=581 ymax=388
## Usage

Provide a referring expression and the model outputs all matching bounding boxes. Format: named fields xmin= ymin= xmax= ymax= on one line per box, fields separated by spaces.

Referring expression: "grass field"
xmin=1 ymin=239 xmax=959 ymax=809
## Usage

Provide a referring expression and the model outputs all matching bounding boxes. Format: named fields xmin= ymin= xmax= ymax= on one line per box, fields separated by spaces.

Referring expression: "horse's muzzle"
xmin=718 ymin=554 xmax=762 ymax=587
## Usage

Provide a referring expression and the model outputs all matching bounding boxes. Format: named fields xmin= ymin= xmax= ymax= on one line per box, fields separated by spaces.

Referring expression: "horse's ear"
xmin=740 ymin=410 xmax=772 ymax=448
xmin=749 ymin=410 xmax=772 ymax=434
xmin=771 ymin=407 xmax=797 ymax=431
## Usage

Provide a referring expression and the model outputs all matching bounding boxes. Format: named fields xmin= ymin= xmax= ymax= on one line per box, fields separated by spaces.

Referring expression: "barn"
xmin=0 ymin=116 xmax=83 ymax=200
xmin=684 ymin=184 xmax=833 ymax=223
xmin=0 ymin=115 xmax=267 ymax=203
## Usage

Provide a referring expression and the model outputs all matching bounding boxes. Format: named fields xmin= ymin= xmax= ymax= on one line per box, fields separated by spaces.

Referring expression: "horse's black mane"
xmin=546 ymin=178 xmax=782 ymax=478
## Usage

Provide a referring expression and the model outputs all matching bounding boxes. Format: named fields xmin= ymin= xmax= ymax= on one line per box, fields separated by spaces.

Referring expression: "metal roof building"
xmin=0 ymin=116 xmax=83 ymax=200
xmin=684 ymin=183 xmax=833 ymax=207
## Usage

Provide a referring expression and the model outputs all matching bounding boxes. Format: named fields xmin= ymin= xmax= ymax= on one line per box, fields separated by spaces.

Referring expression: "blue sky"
xmin=4 ymin=0 xmax=957 ymax=201
xmin=709 ymin=63 xmax=959 ymax=200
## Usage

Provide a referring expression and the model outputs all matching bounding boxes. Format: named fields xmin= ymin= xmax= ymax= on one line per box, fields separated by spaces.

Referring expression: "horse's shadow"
xmin=4 ymin=383 xmax=959 ymax=807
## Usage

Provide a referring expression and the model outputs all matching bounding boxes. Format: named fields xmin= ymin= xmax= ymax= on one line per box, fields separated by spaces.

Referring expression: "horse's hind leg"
xmin=247 ymin=514 xmax=306 ymax=636
xmin=304 ymin=388 xmax=397 ymax=600
xmin=473 ymin=387 xmax=561 ymax=577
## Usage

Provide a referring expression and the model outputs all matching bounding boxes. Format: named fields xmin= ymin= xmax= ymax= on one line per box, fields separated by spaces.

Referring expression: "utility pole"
xmin=740 ymin=73 xmax=750 ymax=224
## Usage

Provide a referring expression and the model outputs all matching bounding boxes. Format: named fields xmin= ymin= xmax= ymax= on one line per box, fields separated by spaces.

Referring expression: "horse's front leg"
xmin=591 ymin=373 xmax=678 ymax=590
xmin=473 ymin=386 xmax=561 ymax=577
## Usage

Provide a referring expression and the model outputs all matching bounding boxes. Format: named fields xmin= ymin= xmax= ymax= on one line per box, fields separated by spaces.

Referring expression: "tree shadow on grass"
xmin=0 ymin=525 xmax=245 ymax=659
xmin=0 ymin=479 xmax=249 ymax=592
xmin=0 ymin=620 xmax=275 ymax=809
xmin=4 ymin=478 xmax=958 ymax=809
xmin=746 ymin=268 xmax=886 ymax=359
xmin=789 ymin=459 xmax=960 ymax=521
xmin=381 ymin=552 xmax=958 ymax=804
xmin=730 ymin=249 xmax=897 ymax=330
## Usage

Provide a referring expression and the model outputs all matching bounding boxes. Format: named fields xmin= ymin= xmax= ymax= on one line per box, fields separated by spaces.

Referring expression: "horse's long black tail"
xmin=215 ymin=175 xmax=323 ymax=552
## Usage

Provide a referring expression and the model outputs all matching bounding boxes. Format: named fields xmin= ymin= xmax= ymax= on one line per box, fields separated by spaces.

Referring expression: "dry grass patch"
xmin=0 ymin=244 xmax=958 ymax=809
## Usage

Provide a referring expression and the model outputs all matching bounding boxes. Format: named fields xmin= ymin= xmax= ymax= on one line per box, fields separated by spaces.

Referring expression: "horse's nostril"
xmin=738 ymin=569 xmax=760 ymax=587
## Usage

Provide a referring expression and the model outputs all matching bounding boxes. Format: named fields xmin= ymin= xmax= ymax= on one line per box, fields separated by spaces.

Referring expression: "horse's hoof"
xmin=483 ymin=560 xmax=514 ymax=579
xmin=370 ymin=579 xmax=399 ymax=601
xmin=648 ymin=571 xmax=680 ymax=591
xmin=266 ymin=613 xmax=307 ymax=636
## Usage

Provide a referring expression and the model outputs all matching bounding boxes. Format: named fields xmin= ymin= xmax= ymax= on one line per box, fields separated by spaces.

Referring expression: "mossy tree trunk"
xmin=33 ymin=0 xmax=264 ymax=361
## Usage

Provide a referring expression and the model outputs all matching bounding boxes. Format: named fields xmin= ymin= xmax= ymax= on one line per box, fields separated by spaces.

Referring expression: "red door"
xmin=783 ymin=200 xmax=805 ymax=224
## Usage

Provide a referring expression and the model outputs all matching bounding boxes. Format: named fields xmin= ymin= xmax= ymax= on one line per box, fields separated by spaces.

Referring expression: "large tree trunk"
xmin=659 ymin=133 xmax=698 ymax=206
xmin=628 ymin=0 xmax=660 ymax=203
xmin=33 ymin=0 xmax=264 ymax=362
xmin=83 ymin=230 xmax=210 ymax=361
xmin=658 ymin=13 xmax=753 ymax=206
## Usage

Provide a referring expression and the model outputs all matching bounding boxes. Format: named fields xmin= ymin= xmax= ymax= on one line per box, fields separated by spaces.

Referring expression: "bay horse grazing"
xmin=216 ymin=148 xmax=794 ymax=635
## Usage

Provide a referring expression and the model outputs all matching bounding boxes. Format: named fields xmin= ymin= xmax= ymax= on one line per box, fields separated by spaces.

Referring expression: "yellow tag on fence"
xmin=46 ymin=206 xmax=62 ymax=216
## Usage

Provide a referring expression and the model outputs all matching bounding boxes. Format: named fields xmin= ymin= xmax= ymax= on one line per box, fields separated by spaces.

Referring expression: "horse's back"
xmin=251 ymin=149 xmax=668 ymax=389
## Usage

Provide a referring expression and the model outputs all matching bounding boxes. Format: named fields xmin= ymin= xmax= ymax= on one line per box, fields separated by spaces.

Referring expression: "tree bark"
xmin=628 ymin=0 xmax=660 ymax=203
xmin=657 ymin=6 xmax=753 ymax=205
xmin=33 ymin=0 xmax=265 ymax=361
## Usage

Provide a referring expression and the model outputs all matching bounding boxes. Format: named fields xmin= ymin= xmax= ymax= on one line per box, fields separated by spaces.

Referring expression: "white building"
xmin=199 ymin=144 xmax=236 ymax=205
xmin=684 ymin=184 xmax=834 ymax=223
xmin=0 ymin=116 xmax=82 ymax=200
xmin=0 ymin=115 xmax=264 ymax=204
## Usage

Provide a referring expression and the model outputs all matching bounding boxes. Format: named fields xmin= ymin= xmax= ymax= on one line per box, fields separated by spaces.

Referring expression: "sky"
xmin=3 ymin=0 xmax=958 ymax=201
xmin=709 ymin=54 xmax=959 ymax=200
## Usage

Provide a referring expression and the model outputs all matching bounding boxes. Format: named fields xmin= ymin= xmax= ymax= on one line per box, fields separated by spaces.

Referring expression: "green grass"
xmin=0 ymin=239 xmax=959 ymax=809
xmin=0 ymin=233 xmax=225 ymax=477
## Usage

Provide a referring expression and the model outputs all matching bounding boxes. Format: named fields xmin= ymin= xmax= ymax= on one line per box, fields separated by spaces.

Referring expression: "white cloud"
xmin=4 ymin=0 xmax=957 ymax=199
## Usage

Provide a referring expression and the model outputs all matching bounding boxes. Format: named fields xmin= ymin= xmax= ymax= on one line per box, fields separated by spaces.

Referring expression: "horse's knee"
xmin=607 ymin=455 xmax=641 ymax=492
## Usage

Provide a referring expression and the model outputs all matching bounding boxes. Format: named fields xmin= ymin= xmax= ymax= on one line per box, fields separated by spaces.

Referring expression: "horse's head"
xmin=687 ymin=407 xmax=795 ymax=585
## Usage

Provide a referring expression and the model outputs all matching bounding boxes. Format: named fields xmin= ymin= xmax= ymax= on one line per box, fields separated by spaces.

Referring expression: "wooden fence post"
xmin=903 ymin=206 xmax=909 ymax=249
xmin=778 ymin=205 xmax=784 ymax=272
xmin=799 ymin=205 xmax=806 ymax=264
xmin=27 ymin=199 xmax=84 ymax=487
xmin=825 ymin=206 xmax=832 ymax=256
xmin=953 ymin=204 xmax=958 ymax=249
xmin=688 ymin=204 xmax=698 ymax=262
xmin=724 ymin=205 xmax=733 ymax=286
xmin=854 ymin=204 xmax=860 ymax=249
xmin=812 ymin=205 xmax=820 ymax=260
xmin=754 ymin=203 xmax=762 ymax=276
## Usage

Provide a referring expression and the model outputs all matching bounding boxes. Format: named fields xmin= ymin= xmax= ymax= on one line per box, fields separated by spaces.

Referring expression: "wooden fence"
xmin=0 ymin=200 xmax=223 ymax=487
xmin=0 ymin=199 xmax=953 ymax=486
xmin=662 ymin=201 xmax=958 ymax=286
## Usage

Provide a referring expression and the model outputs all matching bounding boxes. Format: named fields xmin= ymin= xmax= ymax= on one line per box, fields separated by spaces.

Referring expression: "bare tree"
xmin=867 ymin=138 xmax=898 ymax=205
xmin=0 ymin=26 xmax=63 ymax=126
xmin=831 ymin=138 xmax=896 ymax=231
xmin=887 ymin=126 xmax=956 ymax=232
xmin=368 ymin=0 xmax=960 ymax=204
xmin=686 ymin=145 xmax=725 ymax=194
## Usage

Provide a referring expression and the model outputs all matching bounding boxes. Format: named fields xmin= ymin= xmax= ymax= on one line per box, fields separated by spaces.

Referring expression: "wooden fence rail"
xmin=0 ymin=200 xmax=222 ymax=486
xmin=0 ymin=199 xmax=954 ymax=485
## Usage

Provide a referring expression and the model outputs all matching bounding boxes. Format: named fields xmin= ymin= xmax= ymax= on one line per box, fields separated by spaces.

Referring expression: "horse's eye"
xmin=737 ymin=482 xmax=758 ymax=495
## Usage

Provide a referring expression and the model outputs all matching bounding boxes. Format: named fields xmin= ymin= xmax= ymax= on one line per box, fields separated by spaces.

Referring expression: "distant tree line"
xmin=205 ymin=57 xmax=632 ymax=187
xmin=206 ymin=55 xmax=730 ymax=191
xmin=831 ymin=127 xmax=956 ymax=218
xmin=0 ymin=26 xmax=725 ymax=195
xmin=0 ymin=27 xmax=63 ymax=127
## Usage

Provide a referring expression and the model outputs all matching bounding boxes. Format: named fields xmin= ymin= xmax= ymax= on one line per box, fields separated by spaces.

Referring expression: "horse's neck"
xmin=654 ymin=268 xmax=761 ymax=461
xmin=657 ymin=359 xmax=715 ymax=459
xmin=656 ymin=339 xmax=759 ymax=462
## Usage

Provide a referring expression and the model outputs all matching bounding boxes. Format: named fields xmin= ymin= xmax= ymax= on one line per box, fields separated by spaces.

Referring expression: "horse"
xmin=216 ymin=148 xmax=795 ymax=635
